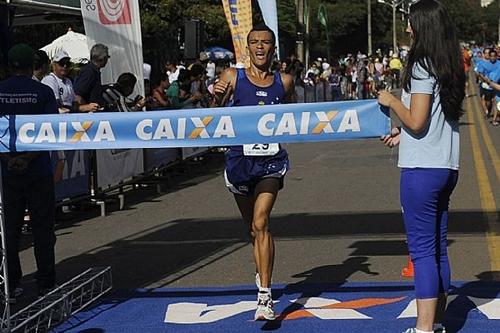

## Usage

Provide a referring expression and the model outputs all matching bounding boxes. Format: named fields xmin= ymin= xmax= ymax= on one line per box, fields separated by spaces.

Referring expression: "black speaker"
xmin=184 ymin=20 xmax=204 ymax=60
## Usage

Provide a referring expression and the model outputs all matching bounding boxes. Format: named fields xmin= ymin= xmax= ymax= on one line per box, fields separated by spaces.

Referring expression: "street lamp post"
xmin=368 ymin=0 xmax=372 ymax=56
xmin=296 ymin=0 xmax=305 ymax=64
xmin=377 ymin=0 xmax=405 ymax=53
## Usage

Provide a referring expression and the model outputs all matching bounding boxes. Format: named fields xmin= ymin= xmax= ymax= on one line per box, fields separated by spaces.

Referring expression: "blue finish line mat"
xmin=52 ymin=282 xmax=500 ymax=333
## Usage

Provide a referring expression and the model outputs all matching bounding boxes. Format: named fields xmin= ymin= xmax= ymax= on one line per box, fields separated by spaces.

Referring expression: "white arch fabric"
xmin=79 ymin=0 xmax=144 ymax=99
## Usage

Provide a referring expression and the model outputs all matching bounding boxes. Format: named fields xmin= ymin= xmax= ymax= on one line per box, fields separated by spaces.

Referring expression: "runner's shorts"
xmin=224 ymin=146 xmax=289 ymax=196
xmin=480 ymin=87 xmax=495 ymax=100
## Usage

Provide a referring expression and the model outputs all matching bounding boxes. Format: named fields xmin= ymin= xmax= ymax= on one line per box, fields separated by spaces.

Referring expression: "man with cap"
xmin=41 ymin=50 xmax=75 ymax=113
xmin=74 ymin=43 xmax=109 ymax=112
xmin=0 ymin=43 xmax=58 ymax=302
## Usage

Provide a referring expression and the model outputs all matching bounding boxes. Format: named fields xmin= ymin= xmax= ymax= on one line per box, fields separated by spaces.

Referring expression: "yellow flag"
xmin=222 ymin=0 xmax=253 ymax=67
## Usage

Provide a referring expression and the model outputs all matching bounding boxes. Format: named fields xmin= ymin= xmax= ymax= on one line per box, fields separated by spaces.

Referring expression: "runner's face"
xmin=489 ymin=52 xmax=497 ymax=63
xmin=248 ymin=31 xmax=275 ymax=68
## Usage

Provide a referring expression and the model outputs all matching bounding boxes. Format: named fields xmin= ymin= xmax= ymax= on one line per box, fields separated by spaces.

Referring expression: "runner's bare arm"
xmin=281 ymin=73 xmax=296 ymax=104
xmin=485 ymin=77 xmax=500 ymax=91
xmin=211 ymin=67 xmax=237 ymax=107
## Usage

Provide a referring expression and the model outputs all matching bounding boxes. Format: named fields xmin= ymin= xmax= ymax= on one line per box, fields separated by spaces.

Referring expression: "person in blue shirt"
xmin=212 ymin=23 xmax=295 ymax=321
xmin=476 ymin=49 xmax=500 ymax=118
xmin=0 ymin=44 xmax=58 ymax=302
xmin=484 ymin=66 xmax=500 ymax=126
xmin=378 ymin=1 xmax=465 ymax=333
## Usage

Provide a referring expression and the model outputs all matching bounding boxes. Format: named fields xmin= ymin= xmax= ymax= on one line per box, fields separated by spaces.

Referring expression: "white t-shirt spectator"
xmin=206 ymin=61 xmax=216 ymax=80
xmin=143 ymin=63 xmax=152 ymax=81
xmin=41 ymin=73 xmax=75 ymax=108
xmin=168 ymin=65 xmax=186 ymax=84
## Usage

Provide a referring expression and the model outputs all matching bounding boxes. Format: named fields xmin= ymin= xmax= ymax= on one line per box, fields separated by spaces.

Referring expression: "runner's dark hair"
xmin=402 ymin=0 xmax=465 ymax=121
xmin=247 ymin=23 xmax=276 ymax=47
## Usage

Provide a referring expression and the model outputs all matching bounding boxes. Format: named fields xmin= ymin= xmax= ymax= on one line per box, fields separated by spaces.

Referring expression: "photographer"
xmin=102 ymin=72 xmax=145 ymax=112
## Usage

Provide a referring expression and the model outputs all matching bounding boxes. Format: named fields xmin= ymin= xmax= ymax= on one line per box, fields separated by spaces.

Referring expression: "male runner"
xmin=213 ymin=23 xmax=295 ymax=321
xmin=476 ymin=48 xmax=500 ymax=117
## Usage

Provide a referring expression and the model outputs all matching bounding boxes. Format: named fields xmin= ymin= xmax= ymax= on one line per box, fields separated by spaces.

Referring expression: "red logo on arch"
xmin=97 ymin=0 xmax=131 ymax=25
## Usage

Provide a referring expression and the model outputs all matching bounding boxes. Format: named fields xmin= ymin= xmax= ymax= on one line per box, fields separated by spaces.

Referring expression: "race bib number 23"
xmin=243 ymin=143 xmax=279 ymax=156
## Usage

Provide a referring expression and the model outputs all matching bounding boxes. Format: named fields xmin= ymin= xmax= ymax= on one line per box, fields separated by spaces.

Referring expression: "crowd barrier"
xmin=51 ymin=148 xmax=183 ymax=204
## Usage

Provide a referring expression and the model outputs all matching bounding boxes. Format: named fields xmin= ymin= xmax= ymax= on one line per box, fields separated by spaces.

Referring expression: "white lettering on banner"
xmin=136 ymin=117 xmax=235 ymax=141
xmin=19 ymin=123 xmax=35 ymax=144
xmin=164 ymin=297 xmax=371 ymax=324
xmin=190 ymin=117 xmax=211 ymax=139
xmin=154 ymin=119 xmax=175 ymax=140
xmin=315 ymin=112 xmax=335 ymax=133
xmin=165 ymin=301 xmax=257 ymax=324
xmin=35 ymin=123 xmax=57 ymax=143
xmin=164 ymin=295 xmax=500 ymax=324
xmin=59 ymin=122 xmax=67 ymax=143
xmin=71 ymin=122 xmax=91 ymax=142
xmin=300 ymin=112 xmax=310 ymax=134
xmin=275 ymin=113 xmax=298 ymax=136
xmin=136 ymin=119 xmax=152 ymax=140
xmin=258 ymin=114 xmax=276 ymax=136
xmin=18 ymin=121 xmax=115 ymax=144
xmin=178 ymin=118 xmax=186 ymax=139
xmin=94 ymin=121 xmax=115 ymax=142
xmin=257 ymin=111 xmax=360 ymax=137
xmin=468 ymin=297 xmax=500 ymax=319
xmin=213 ymin=116 xmax=236 ymax=138
xmin=292 ymin=297 xmax=371 ymax=320
xmin=398 ymin=295 xmax=458 ymax=318
xmin=337 ymin=110 xmax=361 ymax=132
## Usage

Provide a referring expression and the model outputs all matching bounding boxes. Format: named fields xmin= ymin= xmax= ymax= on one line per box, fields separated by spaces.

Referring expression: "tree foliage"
xmin=6 ymin=0 xmax=499 ymax=65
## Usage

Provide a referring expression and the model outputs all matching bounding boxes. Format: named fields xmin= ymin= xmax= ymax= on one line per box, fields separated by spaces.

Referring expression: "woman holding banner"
xmin=378 ymin=1 xmax=465 ymax=333
xmin=212 ymin=23 xmax=295 ymax=321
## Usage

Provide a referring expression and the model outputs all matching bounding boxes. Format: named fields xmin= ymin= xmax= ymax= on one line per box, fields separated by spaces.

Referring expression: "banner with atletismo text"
xmin=0 ymin=100 xmax=390 ymax=153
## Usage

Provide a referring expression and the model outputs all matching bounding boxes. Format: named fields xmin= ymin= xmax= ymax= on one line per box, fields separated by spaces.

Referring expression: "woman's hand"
xmin=380 ymin=127 xmax=401 ymax=148
xmin=378 ymin=90 xmax=396 ymax=108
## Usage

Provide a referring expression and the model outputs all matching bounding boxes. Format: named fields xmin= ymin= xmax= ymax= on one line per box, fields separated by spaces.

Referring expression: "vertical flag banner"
xmin=80 ymin=0 xmax=144 ymax=98
xmin=222 ymin=0 xmax=253 ymax=67
xmin=317 ymin=3 xmax=330 ymax=61
xmin=256 ymin=0 xmax=280 ymax=60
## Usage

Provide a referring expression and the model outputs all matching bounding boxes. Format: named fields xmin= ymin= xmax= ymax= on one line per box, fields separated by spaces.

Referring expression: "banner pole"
xmin=0 ymin=162 xmax=11 ymax=331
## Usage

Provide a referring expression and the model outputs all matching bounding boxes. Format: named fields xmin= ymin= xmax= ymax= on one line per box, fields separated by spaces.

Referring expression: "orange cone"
xmin=401 ymin=256 xmax=414 ymax=278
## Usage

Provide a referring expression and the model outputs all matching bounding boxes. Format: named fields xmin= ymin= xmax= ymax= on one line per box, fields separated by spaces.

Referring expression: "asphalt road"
xmin=14 ymin=81 xmax=499 ymax=310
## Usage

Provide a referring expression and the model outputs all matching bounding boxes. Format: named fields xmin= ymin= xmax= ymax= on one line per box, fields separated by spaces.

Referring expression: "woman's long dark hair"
xmin=402 ymin=0 xmax=465 ymax=121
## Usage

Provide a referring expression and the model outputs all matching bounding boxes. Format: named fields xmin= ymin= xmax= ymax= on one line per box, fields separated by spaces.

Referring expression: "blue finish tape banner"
xmin=0 ymin=100 xmax=390 ymax=153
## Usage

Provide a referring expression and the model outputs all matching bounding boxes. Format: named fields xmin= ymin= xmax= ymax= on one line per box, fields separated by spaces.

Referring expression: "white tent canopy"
xmin=2 ymin=0 xmax=80 ymax=14
xmin=41 ymin=28 xmax=89 ymax=63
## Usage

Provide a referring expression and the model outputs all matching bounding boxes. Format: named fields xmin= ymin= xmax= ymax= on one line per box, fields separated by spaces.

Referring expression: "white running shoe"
xmin=254 ymin=293 xmax=275 ymax=321
xmin=402 ymin=328 xmax=445 ymax=333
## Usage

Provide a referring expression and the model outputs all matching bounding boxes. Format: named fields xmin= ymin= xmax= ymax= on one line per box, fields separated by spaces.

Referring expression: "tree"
xmin=306 ymin=0 xmax=392 ymax=58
